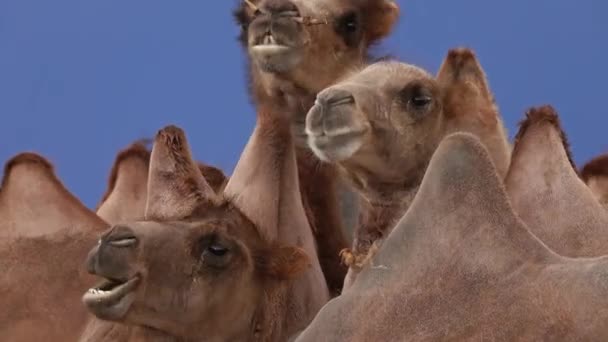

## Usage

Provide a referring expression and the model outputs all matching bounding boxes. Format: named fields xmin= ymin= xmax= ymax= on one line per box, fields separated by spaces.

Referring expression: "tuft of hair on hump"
xmin=512 ymin=105 xmax=577 ymax=172
xmin=581 ymin=153 xmax=608 ymax=182
xmin=1 ymin=152 xmax=55 ymax=189
xmin=96 ymin=140 xmax=151 ymax=210
xmin=198 ymin=162 xmax=228 ymax=193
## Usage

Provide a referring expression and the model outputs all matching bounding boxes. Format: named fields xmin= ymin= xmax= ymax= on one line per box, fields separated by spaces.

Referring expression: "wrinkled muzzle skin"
xmin=83 ymin=221 xmax=261 ymax=340
xmin=246 ymin=1 xmax=308 ymax=73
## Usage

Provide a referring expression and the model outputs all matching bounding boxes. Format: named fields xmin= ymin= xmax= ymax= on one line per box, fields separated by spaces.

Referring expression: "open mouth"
xmin=82 ymin=276 xmax=140 ymax=320
xmin=252 ymin=34 xmax=291 ymax=53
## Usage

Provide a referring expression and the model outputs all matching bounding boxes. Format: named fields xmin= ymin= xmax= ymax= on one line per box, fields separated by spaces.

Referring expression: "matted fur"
xmin=512 ymin=105 xmax=577 ymax=172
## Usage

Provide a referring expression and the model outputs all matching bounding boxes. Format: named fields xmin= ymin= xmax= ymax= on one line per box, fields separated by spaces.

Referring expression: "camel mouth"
xmin=252 ymin=35 xmax=292 ymax=54
xmin=308 ymin=130 xmax=366 ymax=162
xmin=83 ymin=276 xmax=140 ymax=321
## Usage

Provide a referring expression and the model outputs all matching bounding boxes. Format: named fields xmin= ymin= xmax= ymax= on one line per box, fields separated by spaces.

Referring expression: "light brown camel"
xmin=505 ymin=106 xmax=608 ymax=256
xmin=296 ymin=132 xmax=608 ymax=342
xmin=0 ymin=153 xmax=108 ymax=341
xmin=233 ymin=0 xmax=400 ymax=294
xmin=83 ymin=124 xmax=329 ymax=341
xmin=305 ymin=48 xmax=511 ymax=286
xmin=581 ymin=153 xmax=608 ymax=207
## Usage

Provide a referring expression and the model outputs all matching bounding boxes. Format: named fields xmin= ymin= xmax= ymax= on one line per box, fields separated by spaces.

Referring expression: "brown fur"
xmin=506 ymin=105 xmax=608 ymax=256
xmin=512 ymin=105 xmax=577 ymax=172
xmin=0 ymin=153 xmax=109 ymax=341
xmin=197 ymin=162 xmax=228 ymax=193
xmin=581 ymin=153 xmax=608 ymax=182
xmin=83 ymin=125 xmax=328 ymax=341
xmin=234 ymin=0 xmax=400 ymax=295
xmin=581 ymin=153 xmax=608 ymax=206
xmin=305 ymin=48 xmax=512 ymax=287
xmin=296 ymin=133 xmax=608 ymax=341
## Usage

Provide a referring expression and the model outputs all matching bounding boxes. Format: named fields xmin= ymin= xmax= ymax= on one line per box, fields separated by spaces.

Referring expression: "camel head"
xmin=305 ymin=48 xmax=508 ymax=198
xmin=234 ymin=0 xmax=399 ymax=94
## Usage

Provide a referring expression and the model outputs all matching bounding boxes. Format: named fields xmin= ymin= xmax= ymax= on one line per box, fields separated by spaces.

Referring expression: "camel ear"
xmin=362 ymin=0 xmax=400 ymax=44
xmin=0 ymin=153 xmax=108 ymax=237
xmin=96 ymin=140 xmax=150 ymax=223
xmin=145 ymin=125 xmax=217 ymax=221
xmin=255 ymin=246 xmax=311 ymax=280
xmin=436 ymin=48 xmax=494 ymax=105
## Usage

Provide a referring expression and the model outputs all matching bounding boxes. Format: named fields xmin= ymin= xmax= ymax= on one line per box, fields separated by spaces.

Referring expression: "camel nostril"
xmin=108 ymin=237 xmax=137 ymax=248
xmin=317 ymin=89 xmax=356 ymax=109
xmin=265 ymin=0 xmax=300 ymax=17
xmin=305 ymin=102 xmax=325 ymax=137
xmin=105 ymin=225 xmax=138 ymax=248
xmin=327 ymin=95 xmax=355 ymax=107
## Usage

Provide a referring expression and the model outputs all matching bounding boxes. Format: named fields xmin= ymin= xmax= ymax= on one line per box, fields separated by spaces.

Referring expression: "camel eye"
xmin=207 ymin=244 xmax=228 ymax=257
xmin=335 ymin=11 xmax=361 ymax=46
xmin=339 ymin=12 xmax=358 ymax=33
xmin=200 ymin=238 xmax=232 ymax=269
xmin=410 ymin=95 xmax=432 ymax=109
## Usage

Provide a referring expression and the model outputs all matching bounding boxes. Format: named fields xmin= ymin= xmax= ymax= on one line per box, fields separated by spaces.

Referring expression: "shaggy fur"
xmin=512 ymin=105 xmax=577 ymax=173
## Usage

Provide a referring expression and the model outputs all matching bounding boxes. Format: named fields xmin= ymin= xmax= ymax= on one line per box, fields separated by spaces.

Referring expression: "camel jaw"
xmin=83 ymin=276 xmax=140 ymax=321
xmin=307 ymin=130 xmax=365 ymax=163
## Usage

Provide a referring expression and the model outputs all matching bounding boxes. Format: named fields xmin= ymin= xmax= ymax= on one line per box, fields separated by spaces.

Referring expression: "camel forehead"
xmin=345 ymin=62 xmax=433 ymax=88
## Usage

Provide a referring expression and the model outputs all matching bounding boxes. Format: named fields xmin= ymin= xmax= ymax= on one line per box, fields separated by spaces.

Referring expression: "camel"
xmin=83 ymin=124 xmax=329 ymax=341
xmin=233 ymin=0 xmax=400 ymax=294
xmin=505 ymin=106 xmax=608 ymax=256
xmin=0 ymin=153 xmax=108 ymax=341
xmin=581 ymin=153 xmax=608 ymax=207
xmin=305 ymin=48 xmax=511 ymax=286
xmin=296 ymin=132 xmax=608 ymax=342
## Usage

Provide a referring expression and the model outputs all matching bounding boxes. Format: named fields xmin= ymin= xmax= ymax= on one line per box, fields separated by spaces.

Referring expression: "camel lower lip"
xmin=308 ymin=131 xmax=366 ymax=162
xmin=83 ymin=276 xmax=140 ymax=320
xmin=251 ymin=44 xmax=291 ymax=53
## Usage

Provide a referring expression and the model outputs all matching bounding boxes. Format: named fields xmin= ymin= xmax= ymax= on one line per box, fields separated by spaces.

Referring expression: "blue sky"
xmin=0 ymin=0 xmax=606 ymax=208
